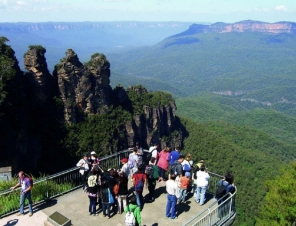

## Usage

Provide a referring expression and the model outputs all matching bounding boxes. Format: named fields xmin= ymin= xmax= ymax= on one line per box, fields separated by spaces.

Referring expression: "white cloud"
xmin=275 ymin=5 xmax=287 ymax=12
xmin=16 ymin=1 xmax=26 ymax=5
xmin=0 ymin=0 xmax=7 ymax=6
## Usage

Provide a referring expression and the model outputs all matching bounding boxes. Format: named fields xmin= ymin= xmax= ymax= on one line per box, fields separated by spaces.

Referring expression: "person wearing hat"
xmin=88 ymin=151 xmax=100 ymax=167
xmin=178 ymin=172 xmax=191 ymax=203
xmin=195 ymin=166 xmax=210 ymax=206
xmin=76 ymin=153 xmax=90 ymax=190
xmin=120 ymin=157 xmax=130 ymax=179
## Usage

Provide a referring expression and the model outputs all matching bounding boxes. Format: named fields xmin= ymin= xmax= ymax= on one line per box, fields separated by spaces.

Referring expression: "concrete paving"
xmin=0 ymin=181 xmax=216 ymax=226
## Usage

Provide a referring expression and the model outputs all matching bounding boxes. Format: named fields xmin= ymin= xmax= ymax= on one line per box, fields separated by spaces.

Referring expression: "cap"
xmin=185 ymin=172 xmax=191 ymax=177
xmin=91 ymin=151 xmax=96 ymax=155
xmin=121 ymin=158 xmax=128 ymax=163
xmin=199 ymin=160 xmax=204 ymax=163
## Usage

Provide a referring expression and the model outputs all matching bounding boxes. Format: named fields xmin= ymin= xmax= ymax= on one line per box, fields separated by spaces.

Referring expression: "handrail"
xmin=182 ymin=177 xmax=237 ymax=226
xmin=1 ymin=149 xmax=237 ymax=225
xmin=0 ymin=149 xmax=132 ymax=218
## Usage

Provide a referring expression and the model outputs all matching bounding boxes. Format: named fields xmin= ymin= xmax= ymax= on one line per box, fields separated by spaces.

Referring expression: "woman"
xmin=100 ymin=179 xmax=113 ymax=218
xmin=116 ymin=172 xmax=128 ymax=214
xmin=157 ymin=146 xmax=171 ymax=181
xmin=87 ymin=171 xmax=99 ymax=216
xmin=195 ymin=166 xmax=210 ymax=206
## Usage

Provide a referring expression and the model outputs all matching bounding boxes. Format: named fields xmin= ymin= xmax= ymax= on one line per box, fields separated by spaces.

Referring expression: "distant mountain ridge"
xmin=0 ymin=21 xmax=192 ymax=32
xmin=172 ymin=20 xmax=296 ymax=38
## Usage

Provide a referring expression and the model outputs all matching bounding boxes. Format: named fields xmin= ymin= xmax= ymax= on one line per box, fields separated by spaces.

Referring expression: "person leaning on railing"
xmin=10 ymin=171 xmax=33 ymax=217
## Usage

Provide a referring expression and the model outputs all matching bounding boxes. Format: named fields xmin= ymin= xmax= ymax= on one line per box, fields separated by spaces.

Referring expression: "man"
xmin=169 ymin=155 xmax=184 ymax=180
xmin=165 ymin=174 xmax=178 ymax=219
xmin=128 ymin=147 xmax=139 ymax=180
xmin=132 ymin=164 xmax=147 ymax=209
xmin=120 ymin=157 xmax=130 ymax=179
xmin=148 ymin=143 xmax=158 ymax=163
xmin=76 ymin=153 xmax=90 ymax=190
xmin=146 ymin=157 xmax=159 ymax=202
xmin=135 ymin=142 xmax=143 ymax=165
xmin=168 ymin=146 xmax=181 ymax=169
xmin=11 ymin=171 xmax=33 ymax=216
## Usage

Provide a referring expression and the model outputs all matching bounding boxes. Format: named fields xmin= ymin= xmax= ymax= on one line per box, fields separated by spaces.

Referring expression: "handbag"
xmin=108 ymin=188 xmax=114 ymax=204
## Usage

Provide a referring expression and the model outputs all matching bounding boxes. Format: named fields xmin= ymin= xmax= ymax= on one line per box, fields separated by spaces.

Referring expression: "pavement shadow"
xmin=177 ymin=201 xmax=191 ymax=216
xmin=3 ymin=219 xmax=18 ymax=226
xmin=33 ymin=199 xmax=58 ymax=212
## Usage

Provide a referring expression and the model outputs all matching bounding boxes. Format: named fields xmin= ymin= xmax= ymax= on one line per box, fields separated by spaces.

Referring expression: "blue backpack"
xmin=135 ymin=174 xmax=144 ymax=191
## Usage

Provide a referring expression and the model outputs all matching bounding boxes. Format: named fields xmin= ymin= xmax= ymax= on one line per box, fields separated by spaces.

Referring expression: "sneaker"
xmin=195 ymin=200 xmax=200 ymax=204
xmin=94 ymin=214 xmax=98 ymax=216
xmin=29 ymin=212 xmax=33 ymax=217
xmin=89 ymin=212 xmax=92 ymax=215
xmin=16 ymin=213 xmax=24 ymax=216
xmin=194 ymin=193 xmax=196 ymax=197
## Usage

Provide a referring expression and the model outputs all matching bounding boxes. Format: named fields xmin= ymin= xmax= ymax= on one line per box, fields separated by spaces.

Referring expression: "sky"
xmin=0 ymin=0 xmax=296 ymax=23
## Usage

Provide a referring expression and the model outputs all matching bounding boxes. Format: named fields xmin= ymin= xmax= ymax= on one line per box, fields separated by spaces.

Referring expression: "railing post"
xmin=46 ymin=177 xmax=49 ymax=201
xmin=229 ymin=194 xmax=233 ymax=217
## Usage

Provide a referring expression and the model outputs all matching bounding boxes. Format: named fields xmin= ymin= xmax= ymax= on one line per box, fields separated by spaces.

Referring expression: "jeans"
xmin=196 ymin=186 xmax=207 ymax=205
xmin=102 ymin=203 xmax=111 ymax=217
xmin=89 ymin=196 xmax=97 ymax=214
xmin=135 ymin=191 xmax=144 ymax=208
xmin=179 ymin=188 xmax=187 ymax=202
xmin=117 ymin=195 xmax=127 ymax=213
xmin=158 ymin=167 xmax=166 ymax=179
xmin=20 ymin=192 xmax=33 ymax=214
xmin=166 ymin=194 xmax=177 ymax=219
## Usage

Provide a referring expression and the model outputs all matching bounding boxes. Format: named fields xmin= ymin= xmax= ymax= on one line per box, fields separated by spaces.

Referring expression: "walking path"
xmin=0 ymin=181 xmax=216 ymax=226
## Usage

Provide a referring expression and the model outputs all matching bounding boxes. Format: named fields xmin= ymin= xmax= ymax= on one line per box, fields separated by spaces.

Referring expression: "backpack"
xmin=215 ymin=183 xmax=230 ymax=199
xmin=146 ymin=164 xmax=154 ymax=179
xmin=183 ymin=163 xmax=191 ymax=171
xmin=26 ymin=175 xmax=34 ymax=188
xmin=135 ymin=174 xmax=144 ymax=191
xmin=128 ymin=158 xmax=134 ymax=169
xmin=147 ymin=148 xmax=156 ymax=161
xmin=113 ymin=183 xmax=119 ymax=195
xmin=125 ymin=205 xmax=136 ymax=226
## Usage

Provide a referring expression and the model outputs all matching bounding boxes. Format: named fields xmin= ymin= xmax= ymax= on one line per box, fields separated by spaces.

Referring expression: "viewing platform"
xmin=0 ymin=150 xmax=236 ymax=226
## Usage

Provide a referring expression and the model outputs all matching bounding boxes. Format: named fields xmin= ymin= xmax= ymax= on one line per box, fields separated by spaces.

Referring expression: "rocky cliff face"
xmin=0 ymin=42 xmax=181 ymax=173
xmin=54 ymin=50 xmax=112 ymax=124
xmin=173 ymin=20 xmax=296 ymax=37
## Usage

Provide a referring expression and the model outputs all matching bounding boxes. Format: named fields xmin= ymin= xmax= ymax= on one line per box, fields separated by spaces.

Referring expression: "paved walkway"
xmin=0 ymin=181 xmax=216 ymax=226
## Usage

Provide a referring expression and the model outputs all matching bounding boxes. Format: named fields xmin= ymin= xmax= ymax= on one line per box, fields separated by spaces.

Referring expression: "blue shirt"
xmin=168 ymin=151 xmax=181 ymax=166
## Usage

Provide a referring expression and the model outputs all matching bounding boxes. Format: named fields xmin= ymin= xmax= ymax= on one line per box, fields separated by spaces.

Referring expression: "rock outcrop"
xmin=54 ymin=50 xmax=112 ymax=124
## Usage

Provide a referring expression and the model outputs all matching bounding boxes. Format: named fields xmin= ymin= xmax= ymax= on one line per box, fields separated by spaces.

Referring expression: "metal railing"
xmin=183 ymin=173 xmax=237 ymax=226
xmin=0 ymin=149 xmax=131 ymax=218
xmin=0 ymin=149 xmax=237 ymax=226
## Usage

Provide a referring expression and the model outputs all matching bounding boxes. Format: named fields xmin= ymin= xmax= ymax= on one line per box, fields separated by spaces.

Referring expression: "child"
xmin=178 ymin=172 xmax=190 ymax=203
xmin=124 ymin=196 xmax=141 ymax=226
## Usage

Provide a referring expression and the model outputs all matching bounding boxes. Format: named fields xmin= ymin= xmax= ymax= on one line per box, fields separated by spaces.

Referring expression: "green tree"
xmin=256 ymin=161 xmax=296 ymax=226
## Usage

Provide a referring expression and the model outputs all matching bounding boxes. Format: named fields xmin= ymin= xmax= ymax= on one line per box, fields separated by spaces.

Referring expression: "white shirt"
xmin=121 ymin=163 xmax=130 ymax=178
xmin=166 ymin=179 xmax=178 ymax=196
xmin=195 ymin=171 xmax=210 ymax=187
xmin=149 ymin=146 xmax=158 ymax=158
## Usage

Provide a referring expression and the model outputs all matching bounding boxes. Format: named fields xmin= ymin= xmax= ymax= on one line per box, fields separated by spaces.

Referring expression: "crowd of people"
xmin=75 ymin=144 xmax=235 ymax=225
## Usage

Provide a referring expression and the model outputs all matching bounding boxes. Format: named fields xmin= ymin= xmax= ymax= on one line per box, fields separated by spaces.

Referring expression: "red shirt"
xmin=132 ymin=172 xmax=146 ymax=186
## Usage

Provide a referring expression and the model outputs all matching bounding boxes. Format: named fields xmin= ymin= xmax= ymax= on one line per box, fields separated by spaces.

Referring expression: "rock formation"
xmin=173 ymin=20 xmax=296 ymax=38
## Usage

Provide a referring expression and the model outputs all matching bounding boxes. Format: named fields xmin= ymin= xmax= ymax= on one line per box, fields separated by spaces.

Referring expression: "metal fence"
xmin=0 ymin=149 xmax=237 ymax=226
xmin=183 ymin=173 xmax=237 ymax=226
xmin=0 ymin=149 xmax=131 ymax=218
